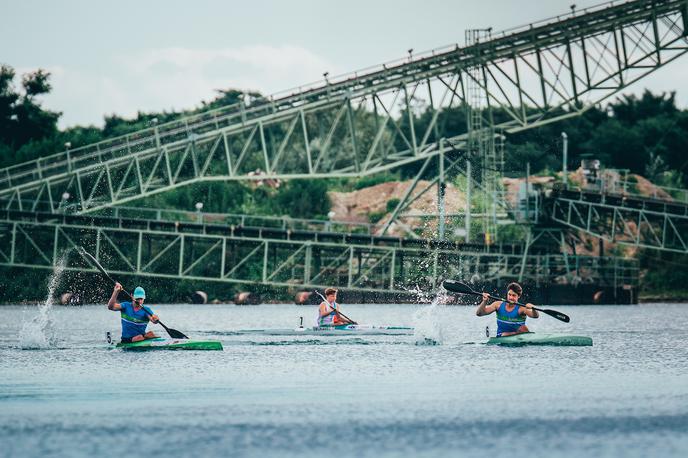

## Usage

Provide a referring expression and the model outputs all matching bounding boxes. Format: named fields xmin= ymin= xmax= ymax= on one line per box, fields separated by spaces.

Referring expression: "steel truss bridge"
xmin=0 ymin=209 xmax=638 ymax=293
xmin=0 ymin=0 xmax=686 ymax=295
xmin=546 ymin=189 xmax=688 ymax=253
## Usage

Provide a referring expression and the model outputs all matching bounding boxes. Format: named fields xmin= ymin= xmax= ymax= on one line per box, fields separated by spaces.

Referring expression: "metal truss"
xmin=0 ymin=0 xmax=686 ymax=216
xmin=547 ymin=190 xmax=688 ymax=253
xmin=0 ymin=212 xmax=638 ymax=292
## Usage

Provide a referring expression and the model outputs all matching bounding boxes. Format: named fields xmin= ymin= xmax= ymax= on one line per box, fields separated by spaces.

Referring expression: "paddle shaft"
xmin=314 ymin=290 xmax=357 ymax=325
xmin=483 ymin=293 xmax=541 ymax=313
xmin=77 ymin=247 xmax=188 ymax=339
xmin=483 ymin=292 xmax=568 ymax=322
xmin=443 ymin=280 xmax=570 ymax=323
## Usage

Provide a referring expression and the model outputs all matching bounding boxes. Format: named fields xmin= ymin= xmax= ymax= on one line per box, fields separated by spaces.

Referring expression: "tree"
xmin=275 ymin=180 xmax=331 ymax=218
xmin=0 ymin=65 xmax=60 ymax=156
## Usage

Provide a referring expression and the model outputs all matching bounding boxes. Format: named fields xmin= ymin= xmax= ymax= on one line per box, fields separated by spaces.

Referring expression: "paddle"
xmin=442 ymin=279 xmax=570 ymax=323
xmin=314 ymin=290 xmax=357 ymax=325
xmin=75 ymin=246 xmax=189 ymax=339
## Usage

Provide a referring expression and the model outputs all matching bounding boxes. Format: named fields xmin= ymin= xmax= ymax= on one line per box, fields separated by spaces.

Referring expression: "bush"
xmin=386 ymin=198 xmax=400 ymax=213
xmin=368 ymin=211 xmax=386 ymax=224
xmin=275 ymin=180 xmax=331 ymax=218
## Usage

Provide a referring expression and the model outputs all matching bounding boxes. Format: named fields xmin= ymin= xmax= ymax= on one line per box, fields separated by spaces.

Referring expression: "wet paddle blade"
xmin=541 ymin=309 xmax=570 ymax=323
xmin=442 ymin=280 xmax=477 ymax=296
xmin=160 ymin=323 xmax=189 ymax=339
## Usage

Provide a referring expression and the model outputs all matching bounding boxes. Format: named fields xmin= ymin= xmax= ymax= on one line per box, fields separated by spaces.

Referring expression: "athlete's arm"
xmin=522 ymin=303 xmax=539 ymax=318
xmin=143 ymin=307 xmax=159 ymax=323
xmin=107 ymin=283 xmax=123 ymax=311
xmin=319 ymin=303 xmax=334 ymax=317
xmin=476 ymin=294 xmax=499 ymax=316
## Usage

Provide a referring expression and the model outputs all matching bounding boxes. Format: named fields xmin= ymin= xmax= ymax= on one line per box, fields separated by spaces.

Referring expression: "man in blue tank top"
xmin=475 ymin=282 xmax=539 ymax=336
xmin=107 ymin=282 xmax=160 ymax=343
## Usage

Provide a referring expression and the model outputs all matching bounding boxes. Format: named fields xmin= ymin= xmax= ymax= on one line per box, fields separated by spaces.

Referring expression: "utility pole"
xmin=562 ymin=132 xmax=568 ymax=188
xmin=438 ymin=140 xmax=446 ymax=241
xmin=465 ymin=160 xmax=471 ymax=243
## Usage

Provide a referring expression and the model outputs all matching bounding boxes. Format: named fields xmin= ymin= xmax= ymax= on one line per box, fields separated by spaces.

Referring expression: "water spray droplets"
xmin=19 ymin=251 xmax=69 ymax=349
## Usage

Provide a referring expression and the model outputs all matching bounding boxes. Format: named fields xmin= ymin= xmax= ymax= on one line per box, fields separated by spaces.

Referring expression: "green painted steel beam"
xmin=0 ymin=216 xmax=639 ymax=292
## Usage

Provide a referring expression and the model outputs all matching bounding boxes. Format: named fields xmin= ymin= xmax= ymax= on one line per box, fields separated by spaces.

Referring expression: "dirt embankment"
xmin=328 ymin=180 xmax=467 ymax=237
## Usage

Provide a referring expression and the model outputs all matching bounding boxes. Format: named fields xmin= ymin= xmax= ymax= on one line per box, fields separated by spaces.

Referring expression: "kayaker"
xmin=107 ymin=283 xmax=160 ymax=343
xmin=475 ymin=282 xmax=539 ymax=336
xmin=318 ymin=288 xmax=354 ymax=326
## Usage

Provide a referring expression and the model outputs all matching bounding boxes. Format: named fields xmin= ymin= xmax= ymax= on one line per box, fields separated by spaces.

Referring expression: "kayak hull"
xmin=115 ymin=338 xmax=223 ymax=351
xmin=240 ymin=324 xmax=414 ymax=336
xmin=486 ymin=333 xmax=592 ymax=346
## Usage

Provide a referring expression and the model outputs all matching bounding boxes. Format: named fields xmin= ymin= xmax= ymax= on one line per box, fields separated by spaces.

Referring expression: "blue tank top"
xmin=318 ymin=301 xmax=337 ymax=326
xmin=496 ymin=301 xmax=526 ymax=336
xmin=119 ymin=301 xmax=154 ymax=338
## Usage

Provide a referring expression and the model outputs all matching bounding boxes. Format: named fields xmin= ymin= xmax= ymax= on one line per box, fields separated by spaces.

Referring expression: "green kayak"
xmin=486 ymin=333 xmax=592 ymax=347
xmin=115 ymin=338 xmax=223 ymax=351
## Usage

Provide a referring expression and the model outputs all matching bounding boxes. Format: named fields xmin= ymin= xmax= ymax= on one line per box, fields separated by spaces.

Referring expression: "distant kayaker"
xmin=318 ymin=288 xmax=354 ymax=326
xmin=107 ymin=283 xmax=160 ymax=343
xmin=475 ymin=282 xmax=539 ymax=336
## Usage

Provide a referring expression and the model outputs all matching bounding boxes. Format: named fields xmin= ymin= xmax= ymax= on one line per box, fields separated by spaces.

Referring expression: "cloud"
xmin=22 ymin=45 xmax=688 ymax=130
xmin=38 ymin=45 xmax=338 ymax=128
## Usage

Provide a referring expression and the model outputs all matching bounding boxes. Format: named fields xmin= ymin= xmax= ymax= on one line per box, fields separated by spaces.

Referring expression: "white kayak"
xmin=238 ymin=324 xmax=414 ymax=336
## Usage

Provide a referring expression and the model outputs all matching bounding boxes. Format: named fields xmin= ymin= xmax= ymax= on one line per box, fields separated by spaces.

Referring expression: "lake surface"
xmin=1 ymin=302 xmax=687 ymax=457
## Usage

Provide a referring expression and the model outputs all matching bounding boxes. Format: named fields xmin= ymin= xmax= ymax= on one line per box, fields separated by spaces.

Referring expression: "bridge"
xmin=0 ymin=208 xmax=637 ymax=295
xmin=546 ymin=187 xmax=688 ymax=253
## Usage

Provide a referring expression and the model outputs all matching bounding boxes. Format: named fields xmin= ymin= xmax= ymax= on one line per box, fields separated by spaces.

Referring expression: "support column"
xmin=438 ymin=140 xmax=446 ymax=241
xmin=465 ymin=160 xmax=472 ymax=243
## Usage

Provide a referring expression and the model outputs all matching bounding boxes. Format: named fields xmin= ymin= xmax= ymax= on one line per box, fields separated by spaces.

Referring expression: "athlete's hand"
xmin=149 ymin=314 xmax=159 ymax=323
xmin=525 ymin=302 xmax=534 ymax=310
xmin=481 ymin=292 xmax=490 ymax=302
xmin=114 ymin=282 xmax=122 ymax=292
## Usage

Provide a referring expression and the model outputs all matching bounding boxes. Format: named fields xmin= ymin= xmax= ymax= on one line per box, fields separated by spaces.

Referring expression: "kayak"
xmin=115 ymin=338 xmax=223 ymax=351
xmin=239 ymin=324 xmax=414 ymax=336
xmin=486 ymin=333 xmax=592 ymax=346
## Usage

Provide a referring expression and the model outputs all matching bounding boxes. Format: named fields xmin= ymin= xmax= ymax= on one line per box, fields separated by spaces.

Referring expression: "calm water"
xmin=1 ymin=302 xmax=687 ymax=458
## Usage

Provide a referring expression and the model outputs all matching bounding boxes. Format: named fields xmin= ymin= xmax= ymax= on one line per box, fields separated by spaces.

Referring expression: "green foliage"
xmin=275 ymin=180 xmax=331 ymax=218
xmin=353 ymin=173 xmax=398 ymax=190
xmin=386 ymin=198 xmax=400 ymax=213
xmin=368 ymin=210 xmax=386 ymax=224
xmin=496 ymin=224 xmax=529 ymax=243
xmin=505 ymin=90 xmax=688 ymax=188
xmin=0 ymin=65 xmax=60 ymax=156
xmin=640 ymin=251 xmax=688 ymax=294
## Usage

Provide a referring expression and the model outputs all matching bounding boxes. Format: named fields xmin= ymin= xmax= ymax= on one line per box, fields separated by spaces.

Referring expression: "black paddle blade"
xmin=542 ymin=309 xmax=570 ymax=323
xmin=442 ymin=280 xmax=477 ymax=295
xmin=160 ymin=322 xmax=189 ymax=339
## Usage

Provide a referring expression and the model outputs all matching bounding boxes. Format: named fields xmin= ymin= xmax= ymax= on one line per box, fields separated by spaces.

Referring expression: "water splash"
xmin=413 ymin=290 xmax=453 ymax=345
xmin=19 ymin=251 xmax=70 ymax=349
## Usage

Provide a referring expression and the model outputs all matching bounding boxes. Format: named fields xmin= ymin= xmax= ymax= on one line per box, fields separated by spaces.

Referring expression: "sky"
xmin=2 ymin=0 xmax=688 ymax=129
